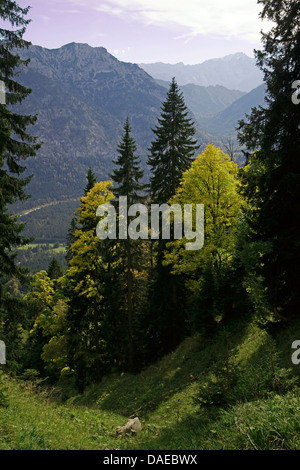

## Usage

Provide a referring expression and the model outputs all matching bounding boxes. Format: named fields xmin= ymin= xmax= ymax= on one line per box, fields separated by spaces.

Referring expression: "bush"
xmin=195 ymin=334 xmax=299 ymax=408
xmin=22 ymin=369 xmax=40 ymax=382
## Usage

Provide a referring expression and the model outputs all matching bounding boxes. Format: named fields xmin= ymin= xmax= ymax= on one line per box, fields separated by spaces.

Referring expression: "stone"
xmin=114 ymin=417 xmax=142 ymax=436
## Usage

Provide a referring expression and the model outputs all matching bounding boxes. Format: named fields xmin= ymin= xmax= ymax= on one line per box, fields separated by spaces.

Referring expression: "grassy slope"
xmin=1 ymin=316 xmax=300 ymax=450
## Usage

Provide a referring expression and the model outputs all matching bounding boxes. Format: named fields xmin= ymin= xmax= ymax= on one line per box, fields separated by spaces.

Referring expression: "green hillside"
xmin=1 ymin=0 xmax=299 ymax=456
xmin=1 ymin=315 xmax=300 ymax=450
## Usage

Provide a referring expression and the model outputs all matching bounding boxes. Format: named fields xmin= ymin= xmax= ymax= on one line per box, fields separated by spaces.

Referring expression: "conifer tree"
xmin=47 ymin=257 xmax=63 ymax=281
xmin=238 ymin=0 xmax=300 ymax=319
xmin=145 ymin=79 xmax=198 ymax=360
xmin=147 ymin=77 xmax=198 ymax=204
xmin=0 ymin=2 xmax=39 ymax=350
xmin=110 ymin=117 xmax=145 ymax=206
xmin=110 ymin=118 xmax=146 ymax=373
xmin=84 ymin=166 xmax=97 ymax=196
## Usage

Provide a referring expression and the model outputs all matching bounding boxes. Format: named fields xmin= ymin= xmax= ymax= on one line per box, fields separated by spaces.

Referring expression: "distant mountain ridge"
xmin=139 ymin=53 xmax=264 ymax=92
xmin=156 ymin=79 xmax=246 ymax=119
xmin=197 ymin=84 xmax=267 ymax=137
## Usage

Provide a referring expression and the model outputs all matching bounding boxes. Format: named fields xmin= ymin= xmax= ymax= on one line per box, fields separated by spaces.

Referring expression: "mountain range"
xmin=139 ymin=53 xmax=264 ymax=93
xmin=155 ymin=79 xmax=246 ymax=119
xmin=12 ymin=44 xmax=266 ymax=213
xmin=197 ymin=84 xmax=267 ymax=137
xmin=14 ymin=42 xmax=168 ymax=208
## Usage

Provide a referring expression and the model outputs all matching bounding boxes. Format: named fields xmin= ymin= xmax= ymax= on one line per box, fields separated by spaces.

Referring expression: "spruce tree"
xmin=0 ymin=3 xmax=39 ymax=329
xmin=111 ymin=117 xmax=145 ymax=206
xmin=84 ymin=166 xmax=97 ymax=196
xmin=110 ymin=118 xmax=146 ymax=372
xmin=145 ymin=79 xmax=198 ymax=360
xmin=47 ymin=257 xmax=63 ymax=281
xmin=147 ymin=77 xmax=198 ymax=204
xmin=238 ymin=0 xmax=300 ymax=319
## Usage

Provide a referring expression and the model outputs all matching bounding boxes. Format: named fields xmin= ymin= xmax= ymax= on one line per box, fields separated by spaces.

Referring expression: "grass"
xmin=18 ymin=243 xmax=66 ymax=254
xmin=0 ymin=375 xmax=128 ymax=450
xmin=1 ymin=316 xmax=300 ymax=450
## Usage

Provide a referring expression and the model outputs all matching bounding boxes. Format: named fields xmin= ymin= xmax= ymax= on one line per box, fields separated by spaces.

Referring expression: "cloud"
xmin=62 ymin=0 xmax=270 ymax=42
xmin=96 ymin=4 xmax=123 ymax=15
xmin=50 ymin=9 xmax=82 ymax=14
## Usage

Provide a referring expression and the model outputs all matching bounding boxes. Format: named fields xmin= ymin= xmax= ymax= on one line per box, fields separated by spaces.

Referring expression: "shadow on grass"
xmin=73 ymin=317 xmax=253 ymax=419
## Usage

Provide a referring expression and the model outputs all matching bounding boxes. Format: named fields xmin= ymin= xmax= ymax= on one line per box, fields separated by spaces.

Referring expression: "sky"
xmin=16 ymin=0 xmax=272 ymax=65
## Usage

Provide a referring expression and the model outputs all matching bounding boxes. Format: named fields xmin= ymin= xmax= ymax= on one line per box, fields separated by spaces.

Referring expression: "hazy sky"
xmin=17 ymin=0 xmax=271 ymax=64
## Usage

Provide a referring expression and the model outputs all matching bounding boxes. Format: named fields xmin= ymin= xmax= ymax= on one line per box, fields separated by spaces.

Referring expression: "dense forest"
xmin=0 ymin=0 xmax=300 ymax=452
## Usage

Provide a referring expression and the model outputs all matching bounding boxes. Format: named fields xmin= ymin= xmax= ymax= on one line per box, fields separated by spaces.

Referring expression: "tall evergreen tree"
xmin=145 ymin=79 xmax=198 ymax=361
xmin=147 ymin=77 xmax=198 ymax=204
xmin=238 ymin=0 xmax=300 ymax=319
xmin=111 ymin=117 xmax=145 ymax=206
xmin=110 ymin=118 xmax=147 ymax=373
xmin=84 ymin=166 xmax=97 ymax=196
xmin=0 ymin=2 xmax=40 ymax=350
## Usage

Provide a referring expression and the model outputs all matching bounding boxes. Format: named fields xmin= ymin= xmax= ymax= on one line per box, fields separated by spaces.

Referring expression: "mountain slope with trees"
xmin=198 ymin=84 xmax=267 ymax=138
xmin=1 ymin=0 xmax=300 ymax=453
xmin=12 ymin=44 xmax=265 ymax=213
xmin=13 ymin=43 xmax=207 ymax=209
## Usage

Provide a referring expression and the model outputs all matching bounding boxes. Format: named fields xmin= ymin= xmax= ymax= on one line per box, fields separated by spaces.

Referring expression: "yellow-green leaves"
xmin=25 ymin=271 xmax=55 ymax=310
xmin=68 ymin=181 xmax=115 ymax=300
xmin=76 ymin=181 xmax=114 ymax=226
xmin=164 ymin=143 xmax=242 ymax=290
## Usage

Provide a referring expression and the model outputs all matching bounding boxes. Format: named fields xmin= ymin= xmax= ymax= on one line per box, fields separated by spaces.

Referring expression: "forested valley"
xmin=0 ymin=0 xmax=300 ymax=452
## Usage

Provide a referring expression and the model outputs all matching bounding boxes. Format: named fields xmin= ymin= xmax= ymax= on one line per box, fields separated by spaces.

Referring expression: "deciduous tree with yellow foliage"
xmin=164 ymin=143 xmax=243 ymax=330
